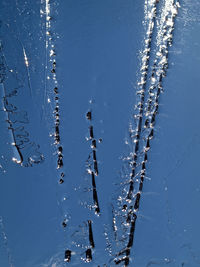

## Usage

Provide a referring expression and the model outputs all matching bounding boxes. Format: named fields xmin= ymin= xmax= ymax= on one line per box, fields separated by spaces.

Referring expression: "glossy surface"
xmin=0 ymin=0 xmax=200 ymax=266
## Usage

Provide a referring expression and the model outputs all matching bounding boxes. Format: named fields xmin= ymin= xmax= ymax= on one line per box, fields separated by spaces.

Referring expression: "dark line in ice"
xmin=86 ymin=109 xmax=100 ymax=215
xmin=85 ymin=248 xmax=92 ymax=262
xmin=88 ymin=220 xmax=95 ymax=248
xmin=112 ymin=1 xmax=180 ymax=265
xmin=64 ymin=249 xmax=71 ymax=263
xmin=126 ymin=0 xmax=158 ymax=202
xmin=91 ymin=171 xmax=100 ymax=214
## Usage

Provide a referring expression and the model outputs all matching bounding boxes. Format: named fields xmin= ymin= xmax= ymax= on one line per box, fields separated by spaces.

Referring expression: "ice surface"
xmin=0 ymin=0 xmax=200 ymax=266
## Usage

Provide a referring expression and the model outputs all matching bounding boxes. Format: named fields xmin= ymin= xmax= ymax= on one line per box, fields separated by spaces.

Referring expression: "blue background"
xmin=0 ymin=0 xmax=200 ymax=266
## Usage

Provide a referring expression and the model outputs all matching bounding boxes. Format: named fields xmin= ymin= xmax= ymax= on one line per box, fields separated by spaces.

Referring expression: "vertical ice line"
xmin=41 ymin=0 xmax=67 ymax=262
xmin=126 ymin=0 xmax=158 ymax=202
xmin=86 ymin=110 xmax=101 ymax=215
xmin=112 ymin=0 xmax=180 ymax=266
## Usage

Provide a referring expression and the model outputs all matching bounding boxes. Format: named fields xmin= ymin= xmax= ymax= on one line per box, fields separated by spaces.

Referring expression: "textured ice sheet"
xmin=0 ymin=0 xmax=200 ymax=266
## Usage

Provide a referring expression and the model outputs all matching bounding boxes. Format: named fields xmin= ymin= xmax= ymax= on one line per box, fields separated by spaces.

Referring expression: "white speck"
xmin=156 ymin=51 xmax=162 ymax=57
xmin=142 ymin=55 xmax=149 ymax=62
xmin=164 ymin=258 xmax=170 ymax=263
xmin=138 ymin=77 xmax=146 ymax=86
xmin=50 ymin=49 xmax=55 ymax=57
xmin=137 ymin=89 xmax=144 ymax=95
xmin=87 ymin=168 xmax=92 ymax=174
xmin=45 ymin=0 xmax=50 ymax=16
xmin=159 ymin=56 xmax=167 ymax=65
xmin=166 ymin=19 xmax=174 ymax=27
xmin=12 ymin=157 xmax=21 ymax=164
xmin=23 ymin=48 xmax=29 ymax=67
